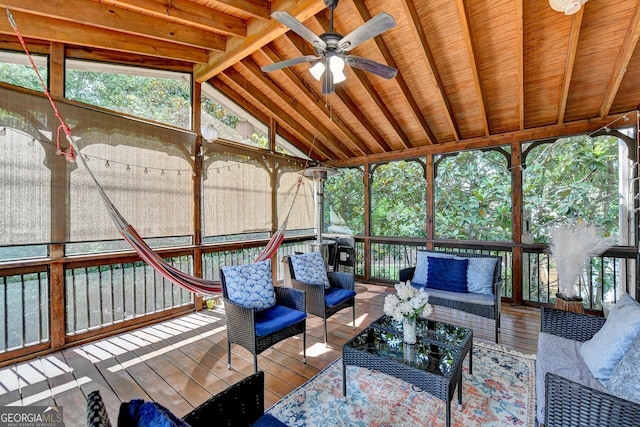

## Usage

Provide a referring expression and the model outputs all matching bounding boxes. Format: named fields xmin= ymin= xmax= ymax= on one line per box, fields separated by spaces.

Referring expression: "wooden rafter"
xmin=220 ymin=69 xmax=338 ymax=160
xmin=399 ymin=0 xmax=461 ymax=141
xmin=210 ymin=0 xmax=272 ymax=21
xmin=284 ymin=32 xmax=392 ymax=153
xmin=100 ymin=0 xmax=247 ymax=36
xmin=314 ymin=13 xmax=412 ymax=149
xmin=194 ymin=0 xmax=326 ymax=82
xmin=352 ymin=0 xmax=436 ymax=145
xmin=259 ymin=45 xmax=372 ymax=156
xmin=0 ymin=9 xmax=208 ymax=62
xmin=237 ymin=57 xmax=355 ymax=158
xmin=598 ymin=1 xmax=640 ymax=118
xmin=1 ymin=0 xmax=228 ymax=51
xmin=557 ymin=9 xmax=583 ymax=125
xmin=454 ymin=0 xmax=489 ymax=136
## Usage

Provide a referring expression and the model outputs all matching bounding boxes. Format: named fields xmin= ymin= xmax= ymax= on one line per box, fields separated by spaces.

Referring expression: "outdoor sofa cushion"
xmin=536 ymin=332 xmax=608 ymax=423
xmin=289 ymin=251 xmax=331 ymax=289
xmin=221 ymin=259 xmax=276 ymax=311
xmin=424 ymin=288 xmax=495 ymax=306
xmin=464 ymin=256 xmax=498 ymax=295
xmin=425 ymin=256 xmax=468 ymax=293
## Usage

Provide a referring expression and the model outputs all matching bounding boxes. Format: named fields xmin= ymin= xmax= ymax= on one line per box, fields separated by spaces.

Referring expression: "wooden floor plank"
xmin=2 ymin=282 xmax=542 ymax=424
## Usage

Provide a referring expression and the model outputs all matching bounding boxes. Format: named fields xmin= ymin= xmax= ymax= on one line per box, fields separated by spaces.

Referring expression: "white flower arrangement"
xmin=383 ymin=281 xmax=433 ymax=322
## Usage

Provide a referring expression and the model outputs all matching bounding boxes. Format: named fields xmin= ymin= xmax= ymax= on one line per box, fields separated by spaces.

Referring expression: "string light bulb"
xmin=105 ymin=160 xmax=110 ymax=168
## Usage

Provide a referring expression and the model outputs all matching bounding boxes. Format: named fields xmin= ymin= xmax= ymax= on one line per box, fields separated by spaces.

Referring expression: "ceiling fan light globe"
xmin=309 ymin=62 xmax=325 ymax=80
xmin=549 ymin=0 xmax=587 ymax=15
xmin=236 ymin=120 xmax=254 ymax=139
xmin=202 ymin=124 xmax=219 ymax=142
xmin=329 ymin=55 xmax=345 ymax=73
xmin=332 ymin=69 xmax=347 ymax=84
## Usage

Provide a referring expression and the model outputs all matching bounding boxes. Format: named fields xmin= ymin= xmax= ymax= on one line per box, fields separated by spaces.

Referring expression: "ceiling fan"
xmin=261 ymin=0 xmax=398 ymax=94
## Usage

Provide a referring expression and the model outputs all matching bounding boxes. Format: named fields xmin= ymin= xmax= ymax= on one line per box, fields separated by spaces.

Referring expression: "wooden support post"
xmin=363 ymin=163 xmax=371 ymax=281
xmin=270 ymin=159 xmax=279 ymax=283
xmin=425 ymin=155 xmax=434 ymax=249
xmin=192 ymin=80 xmax=203 ymax=310
xmin=511 ymin=141 xmax=524 ymax=305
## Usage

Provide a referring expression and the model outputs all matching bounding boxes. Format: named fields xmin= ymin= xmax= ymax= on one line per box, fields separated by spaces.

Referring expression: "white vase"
xmin=403 ymin=318 xmax=417 ymax=344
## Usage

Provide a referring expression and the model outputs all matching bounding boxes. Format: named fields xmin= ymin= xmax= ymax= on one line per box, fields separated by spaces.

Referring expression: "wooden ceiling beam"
xmin=399 ymin=0 xmax=461 ymax=141
xmin=285 ymin=32 xmax=392 ymax=153
xmin=194 ymin=0 xmax=326 ymax=82
xmin=100 ymin=0 xmax=246 ymax=37
xmin=557 ymin=9 xmax=583 ymax=124
xmin=210 ymin=0 xmax=272 ymax=21
xmin=352 ymin=0 xmax=436 ymax=145
xmin=455 ymin=0 xmax=489 ymax=136
xmin=235 ymin=58 xmax=355 ymax=158
xmin=220 ymin=69 xmax=339 ymax=160
xmin=208 ymin=76 xmax=311 ymax=156
xmin=0 ymin=10 xmax=207 ymax=63
xmin=1 ymin=0 xmax=227 ymax=51
xmin=329 ymin=114 xmax=627 ymax=167
xmin=260 ymin=45 xmax=373 ymax=156
xmin=314 ymin=13 xmax=412 ymax=149
xmin=598 ymin=1 xmax=640 ymax=118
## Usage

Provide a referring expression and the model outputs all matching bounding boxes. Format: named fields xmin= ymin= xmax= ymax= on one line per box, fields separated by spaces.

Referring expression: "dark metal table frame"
xmin=342 ymin=315 xmax=473 ymax=427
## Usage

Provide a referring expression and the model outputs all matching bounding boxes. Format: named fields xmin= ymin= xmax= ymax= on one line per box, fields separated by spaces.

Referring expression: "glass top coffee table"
xmin=342 ymin=315 xmax=473 ymax=427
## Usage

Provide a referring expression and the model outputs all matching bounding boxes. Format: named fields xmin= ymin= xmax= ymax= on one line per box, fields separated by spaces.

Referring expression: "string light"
xmin=105 ymin=160 xmax=110 ymax=168
xmin=161 ymin=169 xmax=165 ymax=175
xmin=126 ymin=164 xmax=131 ymax=172
xmin=144 ymin=167 xmax=148 ymax=174
xmin=0 ymin=127 xmax=6 ymax=136
xmin=28 ymin=138 xmax=35 ymax=147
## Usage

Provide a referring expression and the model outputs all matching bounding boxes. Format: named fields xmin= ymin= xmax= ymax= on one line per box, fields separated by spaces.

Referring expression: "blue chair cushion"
xmin=222 ymin=259 xmax=276 ymax=311
xmin=118 ymin=400 xmax=190 ymax=427
xmin=252 ymin=413 xmax=288 ymax=427
xmin=426 ymin=256 xmax=469 ymax=293
xmin=255 ymin=304 xmax=307 ymax=337
xmin=412 ymin=250 xmax=455 ymax=286
xmin=289 ymin=251 xmax=330 ymax=289
xmin=325 ymin=287 xmax=356 ymax=307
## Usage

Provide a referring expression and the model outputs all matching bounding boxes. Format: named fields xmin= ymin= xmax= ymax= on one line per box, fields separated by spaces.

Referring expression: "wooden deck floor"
xmin=0 ymin=283 xmax=541 ymax=426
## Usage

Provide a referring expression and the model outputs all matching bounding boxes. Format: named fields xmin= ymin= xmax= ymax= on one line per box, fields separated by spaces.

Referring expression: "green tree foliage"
xmin=523 ymin=135 xmax=622 ymax=242
xmin=371 ymin=161 xmax=427 ymax=237
xmin=0 ymin=63 xmax=47 ymax=92
xmin=324 ymin=167 xmax=365 ymax=235
xmin=435 ymin=150 xmax=512 ymax=240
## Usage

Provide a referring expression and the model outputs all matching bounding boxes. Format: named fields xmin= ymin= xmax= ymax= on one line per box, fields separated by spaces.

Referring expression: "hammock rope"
xmin=7 ymin=8 xmax=312 ymax=295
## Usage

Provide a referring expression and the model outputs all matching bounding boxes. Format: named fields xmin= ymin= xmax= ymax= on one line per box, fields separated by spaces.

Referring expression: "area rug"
xmin=267 ymin=341 xmax=536 ymax=426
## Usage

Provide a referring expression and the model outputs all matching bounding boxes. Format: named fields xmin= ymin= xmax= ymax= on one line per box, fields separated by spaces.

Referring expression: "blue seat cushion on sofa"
xmin=252 ymin=413 xmax=288 ymax=427
xmin=426 ymin=256 xmax=468 ymax=293
xmin=325 ymin=287 xmax=356 ymax=307
xmin=255 ymin=304 xmax=307 ymax=337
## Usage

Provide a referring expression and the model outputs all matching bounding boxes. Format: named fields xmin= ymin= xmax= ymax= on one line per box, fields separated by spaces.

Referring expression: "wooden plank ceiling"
xmin=2 ymin=0 xmax=640 ymax=165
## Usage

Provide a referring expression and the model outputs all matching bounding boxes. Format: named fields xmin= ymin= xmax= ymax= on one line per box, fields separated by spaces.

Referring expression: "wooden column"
xmin=511 ymin=141 xmax=524 ymax=305
xmin=363 ymin=163 xmax=371 ymax=281
xmin=49 ymin=42 xmax=67 ymax=348
xmin=269 ymin=117 xmax=277 ymax=153
xmin=192 ymin=80 xmax=203 ymax=310
xmin=425 ymin=155 xmax=434 ymax=249
xmin=270 ymin=159 xmax=279 ymax=282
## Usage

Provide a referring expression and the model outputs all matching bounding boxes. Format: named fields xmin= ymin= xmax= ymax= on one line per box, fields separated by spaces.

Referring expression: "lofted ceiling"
xmin=1 ymin=0 xmax=640 ymax=166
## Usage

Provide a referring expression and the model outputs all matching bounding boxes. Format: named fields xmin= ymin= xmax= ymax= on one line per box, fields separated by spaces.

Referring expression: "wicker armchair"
xmin=540 ymin=307 xmax=640 ymax=427
xmin=220 ymin=268 xmax=307 ymax=373
xmin=286 ymin=255 xmax=356 ymax=346
xmin=182 ymin=371 xmax=286 ymax=427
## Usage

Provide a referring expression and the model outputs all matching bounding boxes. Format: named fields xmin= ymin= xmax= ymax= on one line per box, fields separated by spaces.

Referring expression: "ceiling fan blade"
xmin=338 ymin=12 xmax=396 ymax=52
xmin=271 ymin=11 xmax=327 ymax=51
xmin=345 ymin=55 xmax=398 ymax=79
xmin=261 ymin=55 xmax=319 ymax=73
xmin=322 ymin=69 xmax=334 ymax=95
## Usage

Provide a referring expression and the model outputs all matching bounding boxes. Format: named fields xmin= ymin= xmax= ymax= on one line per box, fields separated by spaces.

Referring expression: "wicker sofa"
xmin=399 ymin=250 xmax=502 ymax=342
xmin=537 ymin=306 xmax=640 ymax=427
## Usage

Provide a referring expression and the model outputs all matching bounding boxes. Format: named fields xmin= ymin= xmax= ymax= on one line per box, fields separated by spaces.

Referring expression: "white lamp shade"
xmin=333 ymin=69 xmax=347 ymax=84
xmin=329 ymin=55 xmax=345 ymax=73
xmin=309 ymin=62 xmax=325 ymax=81
xmin=549 ymin=0 xmax=587 ymax=15
xmin=236 ymin=120 xmax=254 ymax=138
xmin=202 ymin=124 xmax=219 ymax=142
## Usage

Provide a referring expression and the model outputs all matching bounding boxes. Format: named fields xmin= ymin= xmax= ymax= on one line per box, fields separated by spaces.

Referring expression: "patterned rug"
xmin=267 ymin=341 xmax=536 ymax=426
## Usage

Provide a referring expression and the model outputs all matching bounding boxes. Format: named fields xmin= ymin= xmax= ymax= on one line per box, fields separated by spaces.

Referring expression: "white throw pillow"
xmin=580 ymin=301 xmax=640 ymax=383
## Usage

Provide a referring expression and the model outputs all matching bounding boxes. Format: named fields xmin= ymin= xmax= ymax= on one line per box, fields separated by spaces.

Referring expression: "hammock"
xmin=7 ymin=8 xmax=308 ymax=296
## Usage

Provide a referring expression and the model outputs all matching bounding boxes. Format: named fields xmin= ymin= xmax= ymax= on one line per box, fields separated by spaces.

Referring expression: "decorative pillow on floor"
xmin=412 ymin=251 xmax=455 ymax=286
xmin=289 ymin=251 xmax=330 ymax=289
xmin=425 ymin=256 xmax=468 ymax=293
xmin=580 ymin=300 xmax=640 ymax=382
xmin=222 ymin=259 xmax=276 ymax=311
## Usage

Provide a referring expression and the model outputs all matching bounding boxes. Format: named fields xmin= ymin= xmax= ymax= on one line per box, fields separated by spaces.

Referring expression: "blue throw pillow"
xmin=118 ymin=400 xmax=190 ymax=427
xmin=463 ymin=256 xmax=498 ymax=295
xmin=412 ymin=251 xmax=455 ymax=286
xmin=580 ymin=301 xmax=640 ymax=382
xmin=222 ymin=259 xmax=276 ymax=311
xmin=426 ymin=256 xmax=468 ymax=293
xmin=289 ymin=251 xmax=330 ymax=289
